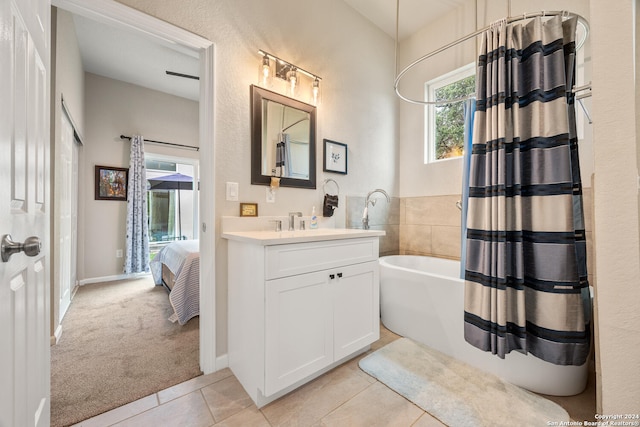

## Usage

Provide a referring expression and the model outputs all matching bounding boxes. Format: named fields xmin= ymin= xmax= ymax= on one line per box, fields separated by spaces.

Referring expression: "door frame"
xmin=51 ymin=0 xmax=217 ymax=374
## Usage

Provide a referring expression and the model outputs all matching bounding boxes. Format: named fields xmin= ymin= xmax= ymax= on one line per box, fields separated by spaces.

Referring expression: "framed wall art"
xmin=323 ymin=139 xmax=347 ymax=174
xmin=240 ymin=202 xmax=259 ymax=217
xmin=95 ymin=165 xmax=129 ymax=201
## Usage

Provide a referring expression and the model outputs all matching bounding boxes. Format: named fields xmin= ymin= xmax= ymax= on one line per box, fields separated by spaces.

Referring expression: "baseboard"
xmin=50 ymin=324 xmax=63 ymax=346
xmin=215 ymin=353 xmax=229 ymax=370
xmin=79 ymin=272 xmax=151 ymax=286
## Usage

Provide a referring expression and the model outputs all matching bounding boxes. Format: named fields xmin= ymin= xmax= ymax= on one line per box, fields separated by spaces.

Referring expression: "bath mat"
xmin=359 ymin=338 xmax=569 ymax=427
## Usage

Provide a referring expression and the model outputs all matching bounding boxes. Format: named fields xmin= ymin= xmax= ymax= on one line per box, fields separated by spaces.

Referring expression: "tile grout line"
xmin=198 ymin=388 xmax=218 ymax=426
xmin=104 ymin=393 xmax=161 ymax=427
xmin=315 ymin=380 xmax=379 ymax=425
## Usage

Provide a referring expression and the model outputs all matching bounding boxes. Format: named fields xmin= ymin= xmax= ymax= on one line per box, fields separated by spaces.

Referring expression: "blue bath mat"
xmin=359 ymin=338 xmax=569 ymax=427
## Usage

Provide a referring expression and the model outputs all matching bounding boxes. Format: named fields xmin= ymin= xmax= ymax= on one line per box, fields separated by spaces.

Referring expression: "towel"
xmin=275 ymin=141 xmax=285 ymax=168
xmin=275 ymin=133 xmax=290 ymax=177
xmin=323 ymin=194 xmax=339 ymax=217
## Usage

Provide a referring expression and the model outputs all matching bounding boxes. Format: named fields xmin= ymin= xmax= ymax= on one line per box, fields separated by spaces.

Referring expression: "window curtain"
xmin=464 ymin=16 xmax=591 ymax=366
xmin=124 ymin=135 xmax=150 ymax=274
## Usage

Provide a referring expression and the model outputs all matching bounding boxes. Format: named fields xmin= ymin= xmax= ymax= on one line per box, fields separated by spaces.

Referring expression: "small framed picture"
xmin=323 ymin=139 xmax=347 ymax=174
xmin=95 ymin=165 xmax=128 ymax=201
xmin=240 ymin=202 xmax=259 ymax=217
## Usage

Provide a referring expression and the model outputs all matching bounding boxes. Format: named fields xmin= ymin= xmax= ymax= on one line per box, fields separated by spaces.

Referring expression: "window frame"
xmin=424 ymin=63 xmax=475 ymax=164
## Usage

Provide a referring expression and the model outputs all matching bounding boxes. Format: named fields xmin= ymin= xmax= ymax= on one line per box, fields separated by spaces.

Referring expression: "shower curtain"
xmin=460 ymin=99 xmax=475 ymax=279
xmin=124 ymin=135 xmax=150 ymax=274
xmin=463 ymin=15 xmax=591 ymax=366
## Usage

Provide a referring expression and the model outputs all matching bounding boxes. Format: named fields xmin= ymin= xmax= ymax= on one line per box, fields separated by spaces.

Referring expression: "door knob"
xmin=1 ymin=234 xmax=42 ymax=262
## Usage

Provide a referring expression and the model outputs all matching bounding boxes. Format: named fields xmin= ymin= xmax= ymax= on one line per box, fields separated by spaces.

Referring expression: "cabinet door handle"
xmin=329 ymin=274 xmax=335 ymax=280
xmin=337 ymin=272 xmax=343 ymax=278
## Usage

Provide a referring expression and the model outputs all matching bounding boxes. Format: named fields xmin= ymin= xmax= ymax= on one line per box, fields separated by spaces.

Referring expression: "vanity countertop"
xmin=221 ymin=228 xmax=385 ymax=245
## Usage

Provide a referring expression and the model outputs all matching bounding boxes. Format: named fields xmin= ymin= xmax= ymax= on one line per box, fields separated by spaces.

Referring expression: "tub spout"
xmin=363 ymin=189 xmax=390 ymax=230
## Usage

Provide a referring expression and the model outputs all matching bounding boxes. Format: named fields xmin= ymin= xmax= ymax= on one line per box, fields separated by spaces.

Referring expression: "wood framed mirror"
xmin=251 ymin=85 xmax=316 ymax=189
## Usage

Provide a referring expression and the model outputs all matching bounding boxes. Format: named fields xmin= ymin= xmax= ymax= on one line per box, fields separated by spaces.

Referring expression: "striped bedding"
xmin=150 ymin=240 xmax=200 ymax=325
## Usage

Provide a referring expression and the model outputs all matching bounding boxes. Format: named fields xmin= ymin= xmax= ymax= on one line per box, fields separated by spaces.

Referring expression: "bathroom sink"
xmin=221 ymin=228 xmax=385 ymax=245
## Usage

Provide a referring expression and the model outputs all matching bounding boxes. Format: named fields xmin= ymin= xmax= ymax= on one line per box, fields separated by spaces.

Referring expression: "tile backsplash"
xmin=345 ymin=196 xmax=399 ymax=257
xmin=401 ymin=194 xmax=462 ymax=260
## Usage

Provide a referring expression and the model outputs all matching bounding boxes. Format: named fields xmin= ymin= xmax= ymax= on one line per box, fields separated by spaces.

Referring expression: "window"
xmin=425 ymin=63 xmax=475 ymax=163
xmin=145 ymin=156 xmax=198 ymax=259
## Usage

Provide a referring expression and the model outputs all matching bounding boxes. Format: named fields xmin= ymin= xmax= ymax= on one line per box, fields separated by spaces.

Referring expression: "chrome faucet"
xmin=288 ymin=212 xmax=302 ymax=231
xmin=362 ymin=189 xmax=390 ymax=230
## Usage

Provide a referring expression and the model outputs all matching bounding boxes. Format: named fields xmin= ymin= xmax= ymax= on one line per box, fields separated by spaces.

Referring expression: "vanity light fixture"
xmin=257 ymin=49 xmax=322 ymax=105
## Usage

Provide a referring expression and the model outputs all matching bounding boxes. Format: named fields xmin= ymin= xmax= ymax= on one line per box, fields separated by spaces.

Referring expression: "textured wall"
xmin=115 ymin=0 xmax=400 ymax=355
xmin=589 ymin=0 xmax=640 ymax=413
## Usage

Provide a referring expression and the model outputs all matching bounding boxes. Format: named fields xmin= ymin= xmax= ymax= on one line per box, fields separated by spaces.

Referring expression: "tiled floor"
xmin=73 ymin=326 xmax=595 ymax=427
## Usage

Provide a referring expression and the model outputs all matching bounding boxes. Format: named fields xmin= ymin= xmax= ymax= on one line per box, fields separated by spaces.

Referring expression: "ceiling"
xmin=72 ymin=14 xmax=200 ymax=101
xmin=343 ymin=0 xmax=467 ymax=40
xmin=69 ymin=1 xmax=461 ymax=101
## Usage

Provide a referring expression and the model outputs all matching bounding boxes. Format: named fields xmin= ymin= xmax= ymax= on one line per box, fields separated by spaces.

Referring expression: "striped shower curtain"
xmin=464 ymin=15 xmax=591 ymax=365
xmin=124 ymin=135 xmax=150 ymax=274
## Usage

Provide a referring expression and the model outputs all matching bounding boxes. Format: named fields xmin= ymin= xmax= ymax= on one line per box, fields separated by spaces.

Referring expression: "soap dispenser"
xmin=310 ymin=206 xmax=318 ymax=229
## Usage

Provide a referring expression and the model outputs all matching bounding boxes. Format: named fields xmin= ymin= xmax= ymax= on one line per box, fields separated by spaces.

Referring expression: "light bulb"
xmin=259 ymin=54 xmax=271 ymax=87
xmin=287 ymin=69 xmax=297 ymax=97
xmin=312 ymin=77 xmax=321 ymax=105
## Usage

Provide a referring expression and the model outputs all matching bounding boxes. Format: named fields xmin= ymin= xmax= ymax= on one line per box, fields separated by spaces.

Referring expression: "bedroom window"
xmin=424 ymin=63 xmax=475 ymax=163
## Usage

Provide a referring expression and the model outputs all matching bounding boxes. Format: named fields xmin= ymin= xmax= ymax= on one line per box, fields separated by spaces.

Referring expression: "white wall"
xmin=397 ymin=0 xmax=476 ymax=197
xmin=80 ymin=73 xmax=199 ymax=280
xmin=51 ymin=7 xmax=85 ymax=336
xmin=589 ymin=0 xmax=640 ymax=413
xmin=115 ymin=0 xmax=400 ymax=356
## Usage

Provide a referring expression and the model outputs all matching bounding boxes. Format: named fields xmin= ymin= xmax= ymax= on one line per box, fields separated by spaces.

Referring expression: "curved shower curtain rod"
xmin=394 ymin=9 xmax=592 ymax=106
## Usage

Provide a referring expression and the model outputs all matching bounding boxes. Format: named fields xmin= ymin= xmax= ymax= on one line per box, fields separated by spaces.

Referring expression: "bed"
xmin=150 ymin=239 xmax=200 ymax=325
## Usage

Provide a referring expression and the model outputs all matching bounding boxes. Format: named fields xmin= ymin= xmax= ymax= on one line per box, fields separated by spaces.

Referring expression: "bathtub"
xmin=380 ymin=255 xmax=589 ymax=396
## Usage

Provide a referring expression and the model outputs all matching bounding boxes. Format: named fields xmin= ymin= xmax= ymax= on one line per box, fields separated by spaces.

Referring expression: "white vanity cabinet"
xmin=224 ymin=232 xmax=382 ymax=408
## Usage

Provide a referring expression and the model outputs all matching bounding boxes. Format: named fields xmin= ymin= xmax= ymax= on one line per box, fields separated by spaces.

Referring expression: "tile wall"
xmin=400 ymin=194 xmax=462 ymax=260
xmin=345 ymin=196 xmax=400 ymax=257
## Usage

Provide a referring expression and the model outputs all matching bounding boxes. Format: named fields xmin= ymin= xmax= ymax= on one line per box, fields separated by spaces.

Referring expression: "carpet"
xmin=358 ymin=338 xmax=569 ymax=427
xmin=50 ymin=276 xmax=201 ymax=427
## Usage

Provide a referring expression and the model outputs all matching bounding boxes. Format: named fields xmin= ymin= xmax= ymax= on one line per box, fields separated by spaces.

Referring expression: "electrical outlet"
xmin=266 ymin=187 xmax=275 ymax=203
xmin=116 ymin=249 xmax=123 ymax=258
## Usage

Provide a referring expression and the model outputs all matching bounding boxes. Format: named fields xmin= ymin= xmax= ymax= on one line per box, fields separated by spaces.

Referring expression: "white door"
xmin=58 ymin=111 xmax=76 ymax=320
xmin=0 ymin=0 xmax=51 ymax=426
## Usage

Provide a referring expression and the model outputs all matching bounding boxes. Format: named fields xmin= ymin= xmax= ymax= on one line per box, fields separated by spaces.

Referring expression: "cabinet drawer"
xmin=265 ymin=237 xmax=379 ymax=280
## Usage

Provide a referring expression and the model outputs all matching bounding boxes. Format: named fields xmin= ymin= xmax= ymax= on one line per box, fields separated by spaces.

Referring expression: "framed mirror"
xmin=251 ymin=85 xmax=316 ymax=189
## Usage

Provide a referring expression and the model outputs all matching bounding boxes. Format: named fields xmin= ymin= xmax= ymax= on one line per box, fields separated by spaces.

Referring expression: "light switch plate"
xmin=226 ymin=182 xmax=239 ymax=201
